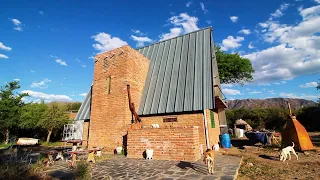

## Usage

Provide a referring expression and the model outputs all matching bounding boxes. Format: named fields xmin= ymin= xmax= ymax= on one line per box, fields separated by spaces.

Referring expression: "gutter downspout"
xmin=204 ymin=110 xmax=210 ymax=150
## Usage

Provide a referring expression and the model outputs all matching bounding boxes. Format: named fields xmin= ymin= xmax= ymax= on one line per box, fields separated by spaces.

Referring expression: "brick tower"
xmin=88 ymin=45 xmax=149 ymax=152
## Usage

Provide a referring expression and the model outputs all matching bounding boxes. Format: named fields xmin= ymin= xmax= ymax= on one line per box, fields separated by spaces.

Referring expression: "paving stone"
xmin=221 ymin=175 xmax=235 ymax=180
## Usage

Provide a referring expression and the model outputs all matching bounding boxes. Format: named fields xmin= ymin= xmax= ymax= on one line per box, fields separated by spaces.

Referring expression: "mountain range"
xmin=226 ymin=98 xmax=317 ymax=110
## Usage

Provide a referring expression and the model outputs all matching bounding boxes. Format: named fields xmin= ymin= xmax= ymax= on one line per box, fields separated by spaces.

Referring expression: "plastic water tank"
xmin=220 ymin=133 xmax=231 ymax=148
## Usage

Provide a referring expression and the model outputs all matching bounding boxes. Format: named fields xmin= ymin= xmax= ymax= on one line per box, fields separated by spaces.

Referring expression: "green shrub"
xmin=73 ymin=161 xmax=91 ymax=180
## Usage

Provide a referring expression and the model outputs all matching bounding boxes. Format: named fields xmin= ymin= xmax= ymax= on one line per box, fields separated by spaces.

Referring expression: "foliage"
xmin=317 ymin=80 xmax=320 ymax=104
xmin=296 ymin=106 xmax=320 ymax=131
xmin=0 ymin=81 xmax=28 ymax=142
xmin=226 ymin=106 xmax=320 ymax=131
xmin=20 ymin=101 xmax=47 ymax=129
xmin=226 ymin=108 xmax=290 ymax=131
xmin=215 ymin=45 xmax=255 ymax=85
xmin=37 ymin=102 xmax=70 ymax=143
xmin=66 ymin=102 xmax=82 ymax=111
xmin=73 ymin=160 xmax=92 ymax=180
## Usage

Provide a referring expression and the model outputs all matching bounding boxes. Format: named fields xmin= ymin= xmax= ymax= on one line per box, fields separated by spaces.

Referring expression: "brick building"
xmin=70 ymin=27 xmax=228 ymax=161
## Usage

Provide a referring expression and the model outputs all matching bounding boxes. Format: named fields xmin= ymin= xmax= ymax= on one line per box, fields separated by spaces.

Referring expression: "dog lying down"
xmin=279 ymin=142 xmax=299 ymax=162
xmin=203 ymin=149 xmax=215 ymax=174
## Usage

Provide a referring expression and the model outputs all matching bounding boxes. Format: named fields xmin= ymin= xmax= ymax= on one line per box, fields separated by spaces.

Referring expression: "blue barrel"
xmin=220 ymin=133 xmax=231 ymax=148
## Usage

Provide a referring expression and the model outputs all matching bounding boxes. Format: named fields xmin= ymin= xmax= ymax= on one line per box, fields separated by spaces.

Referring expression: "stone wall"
xmin=127 ymin=126 xmax=201 ymax=161
xmin=88 ymin=45 xmax=150 ymax=152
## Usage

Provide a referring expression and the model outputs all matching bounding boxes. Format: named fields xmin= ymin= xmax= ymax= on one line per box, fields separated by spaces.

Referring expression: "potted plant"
xmin=116 ymin=142 xmax=123 ymax=155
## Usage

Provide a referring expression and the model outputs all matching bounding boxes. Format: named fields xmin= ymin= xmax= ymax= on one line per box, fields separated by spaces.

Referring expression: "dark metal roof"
xmin=137 ymin=27 xmax=215 ymax=115
xmin=74 ymin=86 xmax=92 ymax=120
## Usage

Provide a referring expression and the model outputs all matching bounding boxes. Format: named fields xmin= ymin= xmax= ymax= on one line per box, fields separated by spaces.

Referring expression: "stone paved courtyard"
xmin=48 ymin=154 xmax=241 ymax=180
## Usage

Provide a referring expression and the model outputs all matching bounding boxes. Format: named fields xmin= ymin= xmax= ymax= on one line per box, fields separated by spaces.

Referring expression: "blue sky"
xmin=0 ymin=0 xmax=319 ymax=102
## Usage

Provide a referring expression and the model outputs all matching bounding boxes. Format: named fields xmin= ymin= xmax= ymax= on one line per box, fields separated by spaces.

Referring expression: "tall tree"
xmin=317 ymin=80 xmax=320 ymax=104
xmin=0 ymin=81 xmax=28 ymax=144
xmin=215 ymin=45 xmax=255 ymax=85
xmin=38 ymin=102 xmax=70 ymax=143
xmin=20 ymin=101 xmax=47 ymax=129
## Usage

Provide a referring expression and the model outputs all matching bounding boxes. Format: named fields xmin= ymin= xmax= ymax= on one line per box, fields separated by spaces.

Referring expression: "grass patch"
xmin=40 ymin=141 xmax=66 ymax=147
xmin=73 ymin=160 xmax=92 ymax=180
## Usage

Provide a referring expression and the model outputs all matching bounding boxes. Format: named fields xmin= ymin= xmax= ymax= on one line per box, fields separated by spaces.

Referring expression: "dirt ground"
xmin=223 ymin=132 xmax=320 ymax=180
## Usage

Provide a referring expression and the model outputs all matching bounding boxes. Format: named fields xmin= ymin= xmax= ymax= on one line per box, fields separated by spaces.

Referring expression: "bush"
xmin=0 ymin=162 xmax=40 ymax=180
xmin=73 ymin=161 xmax=91 ymax=180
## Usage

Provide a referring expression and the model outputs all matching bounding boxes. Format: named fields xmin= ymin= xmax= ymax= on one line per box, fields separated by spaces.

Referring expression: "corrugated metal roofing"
xmin=74 ymin=86 xmax=92 ymax=120
xmin=137 ymin=27 xmax=215 ymax=115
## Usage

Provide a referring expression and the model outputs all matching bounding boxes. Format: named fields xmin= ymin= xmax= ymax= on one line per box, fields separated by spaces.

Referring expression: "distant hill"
xmin=226 ymin=98 xmax=317 ymax=110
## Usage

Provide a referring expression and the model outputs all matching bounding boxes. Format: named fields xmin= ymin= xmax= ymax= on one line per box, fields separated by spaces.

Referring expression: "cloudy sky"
xmin=1 ymin=0 xmax=319 ymax=102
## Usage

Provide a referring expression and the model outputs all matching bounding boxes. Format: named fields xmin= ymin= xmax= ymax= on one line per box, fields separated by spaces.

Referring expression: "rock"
xmin=246 ymin=162 xmax=254 ymax=167
xmin=304 ymin=151 xmax=310 ymax=155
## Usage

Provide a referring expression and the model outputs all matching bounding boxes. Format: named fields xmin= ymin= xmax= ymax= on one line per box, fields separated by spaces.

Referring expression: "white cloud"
xmin=200 ymin=2 xmax=208 ymax=14
xmin=22 ymin=90 xmax=72 ymax=102
xmin=160 ymin=28 xmax=183 ymax=41
xmin=160 ymin=13 xmax=199 ymax=41
xmin=30 ymin=70 xmax=35 ymax=73
xmin=230 ymin=16 xmax=238 ymax=23
xmin=81 ymin=64 xmax=86 ymax=68
xmin=280 ymin=92 xmax=320 ymax=100
xmin=268 ymin=90 xmax=274 ymax=93
xmin=206 ymin=20 xmax=212 ymax=24
xmin=11 ymin=19 xmax=21 ymax=26
xmin=220 ymin=36 xmax=244 ymax=51
xmin=249 ymin=91 xmax=262 ymax=94
xmin=0 ymin=54 xmax=8 ymax=59
xmin=244 ymin=4 xmax=320 ymax=83
xmin=315 ymin=0 xmax=320 ymax=4
xmin=131 ymin=35 xmax=153 ymax=47
xmin=79 ymin=93 xmax=87 ymax=97
xmin=91 ymin=32 xmax=127 ymax=52
xmin=299 ymin=81 xmax=318 ymax=88
xmin=259 ymin=22 xmax=269 ymax=28
xmin=281 ymin=81 xmax=287 ymax=84
xmin=56 ymin=59 xmax=67 ymax=66
xmin=30 ymin=78 xmax=52 ymax=88
xmin=131 ymin=29 xmax=146 ymax=36
xmin=238 ymin=29 xmax=251 ymax=35
xmin=258 ymin=83 xmax=271 ymax=86
xmin=223 ymin=88 xmax=241 ymax=95
xmin=248 ymin=42 xmax=255 ymax=49
xmin=221 ymin=84 xmax=234 ymax=88
xmin=39 ymin=11 xmax=44 ymax=15
xmin=11 ymin=18 xmax=22 ymax=31
xmin=274 ymin=82 xmax=280 ymax=85
xmin=88 ymin=56 xmax=94 ymax=59
xmin=270 ymin=3 xmax=290 ymax=18
xmin=13 ymin=78 xmax=20 ymax=81
xmin=186 ymin=1 xmax=192 ymax=7
xmin=0 ymin=42 xmax=12 ymax=51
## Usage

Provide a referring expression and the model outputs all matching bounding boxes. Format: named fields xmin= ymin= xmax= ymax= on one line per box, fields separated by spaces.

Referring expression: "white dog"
xmin=279 ymin=142 xmax=298 ymax=162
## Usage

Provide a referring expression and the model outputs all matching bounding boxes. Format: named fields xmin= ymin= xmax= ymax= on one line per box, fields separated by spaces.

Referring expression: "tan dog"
xmin=203 ymin=149 xmax=215 ymax=174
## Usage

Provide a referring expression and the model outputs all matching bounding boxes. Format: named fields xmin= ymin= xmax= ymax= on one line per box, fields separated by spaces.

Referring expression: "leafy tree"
xmin=215 ymin=45 xmax=255 ymax=85
xmin=20 ymin=101 xmax=47 ymax=129
xmin=317 ymin=80 xmax=320 ymax=104
xmin=66 ymin=102 xmax=82 ymax=111
xmin=0 ymin=81 xmax=28 ymax=144
xmin=38 ymin=102 xmax=70 ymax=143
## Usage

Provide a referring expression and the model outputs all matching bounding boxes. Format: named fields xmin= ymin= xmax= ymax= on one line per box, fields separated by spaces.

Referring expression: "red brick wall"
xmin=140 ymin=113 xmax=206 ymax=152
xmin=127 ymin=126 xmax=201 ymax=161
xmin=88 ymin=45 xmax=150 ymax=152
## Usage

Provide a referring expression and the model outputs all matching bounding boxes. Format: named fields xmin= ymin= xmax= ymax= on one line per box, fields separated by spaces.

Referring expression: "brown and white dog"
xmin=203 ymin=149 xmax=215 ymax=174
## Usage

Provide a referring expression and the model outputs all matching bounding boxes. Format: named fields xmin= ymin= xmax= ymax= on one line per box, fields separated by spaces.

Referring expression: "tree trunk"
xmin=5 ymin=129 xmax=9 ymax=144
xmin=46 ymin=128 xmax=53 ymax=143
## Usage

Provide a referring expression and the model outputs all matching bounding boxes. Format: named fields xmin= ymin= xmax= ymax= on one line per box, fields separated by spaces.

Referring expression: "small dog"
xmin=203 ymin=149 xmax=215 ymax=174
xmin=279 ymin=142 xmax=298 ymax=162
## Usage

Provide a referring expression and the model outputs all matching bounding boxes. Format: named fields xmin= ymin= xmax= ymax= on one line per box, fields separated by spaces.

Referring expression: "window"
xmin=163 ymin=117 xmax=177 ymax=123
xmin=106 ymin=76 xmax=111 ymax=94
xmin=210 ymin=110 xmax=215 ymax=128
